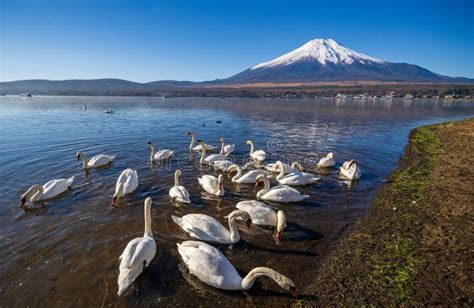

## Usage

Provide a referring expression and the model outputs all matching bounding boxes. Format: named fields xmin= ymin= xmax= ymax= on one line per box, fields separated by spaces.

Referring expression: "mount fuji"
xmin=222 ymin=38 xmax=469 ymax=83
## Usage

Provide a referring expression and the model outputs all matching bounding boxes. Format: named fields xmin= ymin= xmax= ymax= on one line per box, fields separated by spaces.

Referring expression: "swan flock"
xmin=18 ymin=131 xmax=361 ymax=299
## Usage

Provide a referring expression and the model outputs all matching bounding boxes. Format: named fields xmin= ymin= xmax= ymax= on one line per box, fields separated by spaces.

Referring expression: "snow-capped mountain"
xmin=223 ymin=38 xmax=462 ymax=83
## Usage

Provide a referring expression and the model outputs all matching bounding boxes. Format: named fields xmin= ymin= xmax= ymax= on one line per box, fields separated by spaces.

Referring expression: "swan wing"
xmin=170 ymin=186 xmax=191 ymax=203
xmin=223 ymin=144 xmax=235 ymax=154
xmin=177 ymin=241 xmax=242 ymax=290
xmin=154 ymin=149 xmax=174 ymax=160
xmin=41 ymin=177 xmax=73 ymax=199
xmin=88 ymin=154 xmax=114 ymax=167
xmin=265 ymin=185 xmax=308 ymax=202
xmin=123 ymin=169 xmax=138 ymax=194
xmin=236 ymin=200 xmax=276 ymax=226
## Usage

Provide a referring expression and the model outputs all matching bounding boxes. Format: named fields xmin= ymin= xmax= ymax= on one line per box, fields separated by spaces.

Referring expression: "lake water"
xmin=0 ymin=96 xmax=472 ymax=306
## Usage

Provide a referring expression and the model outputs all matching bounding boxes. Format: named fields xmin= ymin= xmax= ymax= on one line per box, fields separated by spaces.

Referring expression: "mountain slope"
xmin=223 ymin=39 xmax=469 ymax=83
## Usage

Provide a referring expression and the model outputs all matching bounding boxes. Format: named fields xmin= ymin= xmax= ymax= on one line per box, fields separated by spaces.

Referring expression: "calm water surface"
xmin=0 ymin=96 xmax=472 ymax=307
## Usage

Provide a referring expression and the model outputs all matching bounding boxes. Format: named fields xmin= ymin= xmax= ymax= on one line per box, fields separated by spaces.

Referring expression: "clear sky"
xmin=1 ymin=0 xmax=473 ymax=82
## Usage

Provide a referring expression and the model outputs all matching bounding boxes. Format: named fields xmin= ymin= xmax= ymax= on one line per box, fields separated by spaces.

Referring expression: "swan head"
xmin=228 ymin=210 xmax=252 ymax=229
xmin=327 ymin=152 xmax=334 ymax=159
xmin=197 ymin=139 xmax=204 ymax=145
xmin=220 ymin=137 xmax=224 ymax=143
xmin=112 ymin=183 xmax=124 ymax=206
xmin=246 ymin=140 xmax=252 ymax=146
xmin=226 ymin=164 xmax=239 ymax=178
xmin=144 ymin=197 xmax=152 ymax=209
xmin=147 ymin=141 xmax=155 ymax=147
xmin=76 ymin=151 xmax=83 ymax=161
xmin=217 ymin=174 xmax=224 ymax=190
xmin=276 ymin=210 xmax=287 ymax=241
xmin=291 ymin=162 xmax=305 ymax=172
xmin=271 ymin=271 xmax=297 ymax=298
xmin=20 ymin=184 xmax=42 ymax=207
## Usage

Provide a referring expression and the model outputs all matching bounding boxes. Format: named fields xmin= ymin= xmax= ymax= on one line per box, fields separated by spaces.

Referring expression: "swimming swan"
xmin=317 ymin=152 xmax=336 ymax=168
xmin=220 ymin=138 xmax=235 ymax=155
xmin=188 ymin=131 xmax=216 ymax=152
xmin=265 ymin=161 xmax=303 ymax=174
xmin=227 ymin=164 xmax=270 ymax=184
xmin=197 ymin=174 xmax=225 ymax=197
xmin=20 ymin=176 xmax=74 ymax=207
xmin=172 ymin=210 xmax=251 ymax=244
xmin=199 ymin=140 xmax=228 ymax=165
xmin=246 ymin=140 xmax=266 ymax=162
xmin=255 ymin=174 xmax=309 ymax=202
xmin=235 ymin=200 xmax=287 ymax=241
xmin=148 ymin=141 xmax=174 ymax=161
xmin=76 ymin=151 xmax=115 ymax=169
xmin=117 ymin=197 xmax=156 ymax=296
xmin=275 ymin=161 xmax=319 ymax=186
xmin=177 ymin=241 xmax=297 ymax=297
xmin=339 ymin=159 xmax=361 ymax=180
xmin=112 ymin=169 xmax=139 ymax=205
xmin=169 ymin=170 xmax=191 ymax=204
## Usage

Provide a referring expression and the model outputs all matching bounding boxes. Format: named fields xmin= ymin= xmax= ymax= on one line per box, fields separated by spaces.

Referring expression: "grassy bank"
xmin=305 ymin=118 xmax=474 ymax=305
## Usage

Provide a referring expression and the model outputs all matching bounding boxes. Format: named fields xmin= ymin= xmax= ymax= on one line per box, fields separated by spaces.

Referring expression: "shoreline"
xmin=305 ymin=118 xmax=473 ymax=305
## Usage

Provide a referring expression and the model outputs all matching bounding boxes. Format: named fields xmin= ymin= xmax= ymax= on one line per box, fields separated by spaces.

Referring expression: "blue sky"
xmin=1 ymin=0 xmax=473 ymax=82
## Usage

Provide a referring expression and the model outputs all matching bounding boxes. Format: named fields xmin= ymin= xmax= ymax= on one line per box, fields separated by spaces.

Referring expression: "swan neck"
xmin=241 ymin=267 xmax=280 ymax=290
xmin=227 ymin=214 xmax=240 ymax=243
xmin=189 ymin=134 xmax=196 ymax=150
xmin=200 ymin=145 xmax=207 ymax=164
xmin=149 ymin=144 xmax=156 ymax=161
xmin=174 ymin=171 xmax=180 ymax=186
xmin=220 ymin=140 xmax=225 ymax=155
xmin=257 ymin=177 xmax=270 ymax=197
xmin=144 ymin=204 xmax=152 ymax=237
xmin=232 ymin=166 xmax=242 ymax=182
xmin=30 ymin=185 xmax=44 ymax=202
xmin=249 ymin=141 xmax=254 ymax=155
xmin=80 ymin=153 xmax=88 ymax=169
xmin=276 ymin=162 xmax=285 ymax=180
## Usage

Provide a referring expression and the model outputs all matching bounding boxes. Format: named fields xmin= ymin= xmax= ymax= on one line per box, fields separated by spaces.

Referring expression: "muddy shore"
xmin=305 ymin=118 xmax=474 ymax=305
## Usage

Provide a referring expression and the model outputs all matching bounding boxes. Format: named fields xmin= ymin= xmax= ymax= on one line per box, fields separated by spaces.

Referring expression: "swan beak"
xmin=289 ymin=286 xmax=298 ymax=299
xmin=276 ymin=231 xmax=282 ymax=241
xmin=111 ymin=196 xmax=117 ymax=206
xmin=246 ymin=219 xmax=252 ymax=229
xmin=20 ymin=197 xmax=26 ymax=207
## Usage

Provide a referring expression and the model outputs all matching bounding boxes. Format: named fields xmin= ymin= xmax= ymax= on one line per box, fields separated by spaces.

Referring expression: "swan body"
xmin=317 ymin=152 xmax=336 ymax=168
xmin=212 ymin=160 xmax=234 ymax=172
xmin=117 ymin=197 xmax=156 ymax=296
xmin=20 ymin=176 xmax=74 ymax=206
xmin=265 ymin=161 xmax=302 ymax=174
xmin=220 ymin=138 xmax=235 ymax=155
xmin=169 ymin=170 xmax=191 ymax=204
xmin=227 ymin=164 xmax=270 ymax=184
xmin=255 ymin=174 xmax=309 ymax=202
xmin=148 ymin=142 xmax=174 ymax=161
xmin=198 ymin=174 xmax=225 ymax=196
xmin=340 ymin=160 xmax=361 ymax=180
xmin=76 ymin=152 xmax=115 ymax=169
xmin=188 ymin=132 xmax=216 ymax=152
xmin=112 ymin=168 xmax=138 ymax=205
xmin=172 ymin=210 xmax=251 ymax=244
xmin=236 ymin=200 xmax=287 ymax=240
xmin=275 ymin=161 xmax=319 ymax=186
xmin=177 ymin=241 xmax=297 ymax=297
xmin=246 ymin=140 xmax=266 ymax=162
xmin=198 ymin=140 xmax=228 ymax=164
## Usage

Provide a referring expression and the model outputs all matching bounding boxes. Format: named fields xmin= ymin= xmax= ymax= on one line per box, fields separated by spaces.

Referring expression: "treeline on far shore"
xmin=3 ymin=83 xmax=474 ymax=99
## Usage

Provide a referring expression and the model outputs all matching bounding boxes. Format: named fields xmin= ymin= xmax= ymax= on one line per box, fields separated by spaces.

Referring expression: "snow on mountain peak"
xmin=251 ymin=38 xmax=384 ymax=70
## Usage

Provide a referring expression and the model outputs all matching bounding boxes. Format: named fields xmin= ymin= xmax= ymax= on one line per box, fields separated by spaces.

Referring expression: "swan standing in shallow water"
xmin=112 ymin=169 xmax=139 ymax=206
xmin=177 ymin=241 xmax=297 ymax=297
xmin=227 ymin=164 xmax=270 ymax=184
xmin=235 ymin=200 xmax=287 ymax=241
xmin=275 ymin=161 xmax=319 ymax=186
xmin=148 ymin=141 xmax=174 ymax=161
xmin=220 ymin=138 xmax=235 ymax=155
xmin=117 ymin=197 xmax=156 ymax=296
xmin=197 ymin=174 xmax=225 ymax=196
xmin=199 ymin=140 xmax=228 ymax=165
xmin=246 ymin=140 xmax=266 ymax=163
xmin=172 ymin=210 xmax=251 ymax=244
xmin=169 ymin=170 xmax=191 ymax=204
xmin=340 ymin=159 xmax=361 ymax=180
xmin=265 ymin=161 xmax=303 ymax=174
xmin=76 ymin=151 xmax=115 ymax=169
xmin=317 ymin=152 xmax=336 ymax=168
xmin=255 ymin=174 xmax=309 ymax=202
xmin=20 ymin=176 xmax=74 ymax=207
xmin=188 ymin=131 xmax=216 ymax=152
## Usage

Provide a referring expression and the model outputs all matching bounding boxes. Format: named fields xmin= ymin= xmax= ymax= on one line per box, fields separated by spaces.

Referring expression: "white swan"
xmin=188 ymin=131 xmax=216 ymax=152
xmin=177 ymin=241 xmax=297 ymax=297
xmin=340 ymin=159 xmax=361 ymax=180
xmin=117 ymin=197 xmax=156 ymax=296
xmin=235 ymin=200 xmax=287 ymax=241
xmin=255 ymin=174 xmax=309 ymax=202
xmin=199 ymin=140 xmax=228 ymax=165
xmin=20 ymin=176 xmax=74 ymax=207
xmin=169 ymin=170 xmax=191 ymax=204
xmin=275 ymin=161 xmax=319 ymax=186
xmin=227 ymin=164 xmax=270 ymax=184
xmin=76 ymin=151 xmax=116 ymax=169
xmin=246 ymin=140 xmax=266 ymax=162
xmin=212 ymin=160 xmax=234 ymax=172
xmin=220 ymin=138 xmax=235 ymax=155
xmin=317 ymin=152 xmax=336 ymax=168
xmin=197 ymin=174 xmax=225 ymax=196
xmin=265 ymin=161 xmax=303 ymax=174
xmin=148 ymin=141 xmax=174 ymax=161
xmin=112 ymin=168 xmax=139 ymax=205
xmin=172 ymin=210 xmax=251 ymax=244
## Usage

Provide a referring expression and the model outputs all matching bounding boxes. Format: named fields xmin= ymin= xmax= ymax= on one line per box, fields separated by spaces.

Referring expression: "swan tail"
xmin=67 ymin=176 xmax=75 ymax=187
